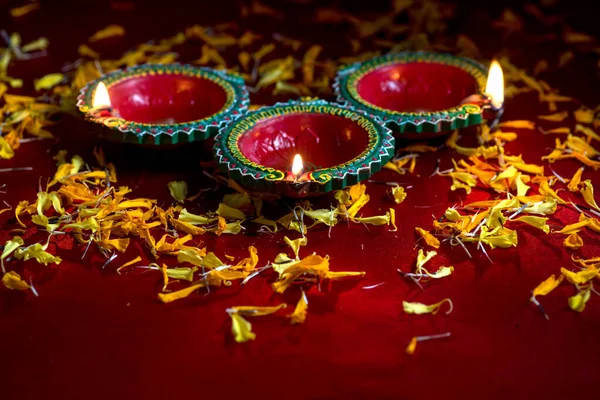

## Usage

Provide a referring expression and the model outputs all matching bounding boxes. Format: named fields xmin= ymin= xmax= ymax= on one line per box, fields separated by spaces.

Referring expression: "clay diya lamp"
xmin=77 ymin=63 xmax=249 ymax=145
xmin=213 ymin=99 xmax=395 ymax=198
xmin=334 ymin=52 xmax=504 ymax=139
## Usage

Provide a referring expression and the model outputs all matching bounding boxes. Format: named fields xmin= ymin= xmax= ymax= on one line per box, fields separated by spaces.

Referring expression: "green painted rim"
xmin=213 ymin=99 xmax=395 ymax=195
xmin=77 ymin=63 xmax=249 ymax=145
xmin=334 ymin=51 xmax=488 ymax=134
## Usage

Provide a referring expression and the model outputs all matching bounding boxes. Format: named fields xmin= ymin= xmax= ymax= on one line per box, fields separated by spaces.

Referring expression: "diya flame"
xmin=291 ymin=154 xmax=304 ymax=179
xmin=485 ymin=60 xmax=504 ymax=110
xmin=92 ymin=82 xmax=112 ymax=109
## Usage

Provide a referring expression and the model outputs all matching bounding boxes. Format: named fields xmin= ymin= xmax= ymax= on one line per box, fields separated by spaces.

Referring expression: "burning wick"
xmin=485 ymin=60 xmax=504 ymax=111
xmin=461 ymin=60 xmax=505 ymax=131
xmin=291 ymin=154 xmax=304 ymax=181
xmin=90 ymin=82 xmax=115 ymax=117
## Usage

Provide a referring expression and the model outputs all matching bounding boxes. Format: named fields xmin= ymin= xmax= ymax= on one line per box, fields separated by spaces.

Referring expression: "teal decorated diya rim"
xmin=77 ymin=63 xmax=249 ymax=145
xmin=213 ymin=99 xmax=395 ymax=198
xmin=334 ymin=52 xmax=488 ymax=135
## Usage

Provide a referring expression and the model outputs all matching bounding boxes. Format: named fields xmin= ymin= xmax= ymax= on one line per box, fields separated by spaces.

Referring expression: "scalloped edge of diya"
xmin=76 ymin=63 xmax=250 ymax=145
xmin=333 ymin=51 xmax=488 ymax=135
xmin=213 ymin=99 xmax=395 ymax=197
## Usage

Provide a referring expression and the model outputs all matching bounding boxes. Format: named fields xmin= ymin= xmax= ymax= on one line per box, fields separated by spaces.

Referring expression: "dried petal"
xmin=392 ymin=186 xmax=407 ymax=204
xmin=284 ymin=236 xmax=307 ymax=260
xmin=229 ymin=312 xmax=255 ymax=343
xmin=89 ymin=24 xmax=125 ymax=42
xmin=563 ymin=232 xmax=583 ymax=249
xmin=2 ymin=271 xmax=30 ymax=290
xmin=561 ymin=267 xmax=599 ymax=285
xmin=415 ymin=227 xmax=440 ymax=249
xmin=227 ymin=303 xmax=287 ymax=316
xmin=34 ymin=73 xmax=64 ymax=91
xmin=289 ymin=291 xmax=308 ymax=324
xmin=568 ymin=289 xmax=591 ymax=313
xmin=168 ymin=181 xmax=188 ymax=203
xmin=580 ymin=180 xmax=600 ymax=211
xmin=403 ymin=298 xmax=453 ymax=315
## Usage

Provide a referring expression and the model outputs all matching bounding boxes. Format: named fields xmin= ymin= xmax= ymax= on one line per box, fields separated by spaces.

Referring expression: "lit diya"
xmin=77 ymin=63 xmax=249 ymax=145
xmin=213 ymin=99 xmax=395 ymax=197
xmin=334 ymin=51 xmax=504 ymax=136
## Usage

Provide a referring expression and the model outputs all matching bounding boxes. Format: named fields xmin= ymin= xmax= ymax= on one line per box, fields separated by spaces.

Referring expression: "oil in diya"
xmin=213 ymin=99 xmax=395 ymax=198
xmin=334 ymin=51 xmax=505 ymax=138
xmin=77 ymin=63 xmax=250 ymax=145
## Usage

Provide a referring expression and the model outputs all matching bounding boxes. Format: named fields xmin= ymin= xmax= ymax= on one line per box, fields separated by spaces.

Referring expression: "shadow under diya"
xmin=334 ymin=51 xmax=497 ymax=140
xmin=77 ymin=63 xmax=249 ymax=146
xmin=213 ymin=99 xmax=395 ymax=198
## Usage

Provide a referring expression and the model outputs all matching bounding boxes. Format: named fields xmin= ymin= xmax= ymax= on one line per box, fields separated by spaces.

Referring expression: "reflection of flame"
xmin=485 ymin=60 xmax=504 ymax=110
xmin=291 ymin=154 xmax=303 ymax=178
xmin=93 ymin=82 xmax=112 ymax=109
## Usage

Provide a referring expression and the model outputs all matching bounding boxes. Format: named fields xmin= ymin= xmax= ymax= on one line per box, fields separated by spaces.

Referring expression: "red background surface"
xmin=1 ymin=1 xmax=599 ymax=399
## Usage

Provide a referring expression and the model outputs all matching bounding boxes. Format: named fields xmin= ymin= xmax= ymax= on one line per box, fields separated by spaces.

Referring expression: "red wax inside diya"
xmin=356 ymin=63 xmax=480 ymax=113
xmin=107 ymin=74 xmax=227 ymax=124
xmin=237 ymin=113 xmax=370 ymax=171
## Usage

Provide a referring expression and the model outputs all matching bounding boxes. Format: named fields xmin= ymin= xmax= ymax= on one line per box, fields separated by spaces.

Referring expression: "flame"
xmin=485 ymin=60 xmax=504 ymax=110
xmin=291 ymin=154 xmax=303 ymax=178
xmin=92 ymin=82 xmax=112 ymax=109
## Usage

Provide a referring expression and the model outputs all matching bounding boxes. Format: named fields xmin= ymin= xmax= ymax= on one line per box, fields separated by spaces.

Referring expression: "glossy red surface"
xmin=356 ymin=63 xmax=480 ymax=112
xmin=237 ymin=113 xmax=370 ymax=170
xmin=108 ymin=74 xmax=227 ymax=124
xmin=2 ymin=2 xmax=600 ymax=400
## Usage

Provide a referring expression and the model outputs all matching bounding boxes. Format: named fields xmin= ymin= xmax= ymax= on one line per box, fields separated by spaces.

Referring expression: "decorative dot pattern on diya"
xmin=77 ymin=63 xmax=250 ymax=145
xmin=334 ymin=51 xmax=488 ymax=135
xmin=213 ymin=99 xmax=395 ymax=197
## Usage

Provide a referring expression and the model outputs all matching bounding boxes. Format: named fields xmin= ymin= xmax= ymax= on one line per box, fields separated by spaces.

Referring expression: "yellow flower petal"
xmin=167 ymin=181 xmax=188 ymax=203
xmin=10 ymin=2 xmax=40 ymax=17
xmin=177 ymin=247 xmax=207 ymax=267
xmin=2 ymin=271 xmax=30 ymax=290
xmin=539 ymin=180 xmax=566 ymax=204
xmin=416 ymin=249 xmax=437 ymax=273
xmin=251 ymin=216 xmax=279 ymax=232
xmin=512 ymin=216 xmax=550 ymax=233
xmin=14 ymin=243 xmax=62 ymax=266
xmin=568 ymin=167 xmax=585 ymax=192
xmin=202 ymin=252 xmax=225 ymax=269
xmin=78 ymin=44 xmax=100 ymax=59
xmin=522 ymin=198 xmax=557 ymax=215
xmin=405 ymin=337 xmax=418 ymax=355
xmin=556 ymin=219 xmax=590 ymax=235
xmin=532 ymin=274 xmax=564 ymax=298
xmin=0 ymin=136 xmax=15 ymax=159
xmin=415 ymin=227 xmax=440 ymax=249
xmin=352 ymin=213 xmax=390 ymax=226
xmin=89 ymin=24 xmax=125 ymax=42
xmin=227 ymin=303 xmax=287 ymax=316
xmin=568 ymin=289 xmax=591 ymax=313
xmin=563 ymin=233 xmax=583 ymax=249
xmin=285 ymin=236 xmax=307 ymax=260
xmin=229 ymin=312 xmax=256 ymax=343
xmin=538 ymin=111 xmax=568 ymax=122
xmin=392 ymin=186 xmax=407 ymax=204
xmin=561 ymin=267 xmax=599 ymax=285
xmin=165 ymin=267 xmax=197 ymax=282
xmin=574 ymin=107 xmax=594 ymax=124
xmin=580 ymin=180 xmax=600 ymax=211
xmin=170 ymin=219 xmax=207 ymax=235
xmin=216 ymin=203 xmax=246 ymax=220
xmin=403 ymin=298 xmax=453 ymax=315
xmin=158 ymin=283 xmax=204 ymax=303
xmin=34 ymin=73 xmax=64 ymax=91
xmin=289 ymin=291 xmax=308 ymax=324
xmin=498 ymin=120 xmax=535 ymax=129
xmin=116 ymin=255 xmax=142 ymax=274
xmin=304 ymin=209 xmax=339 ymax=227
